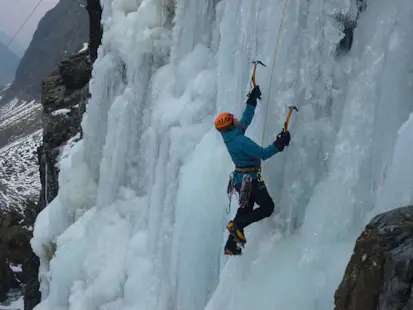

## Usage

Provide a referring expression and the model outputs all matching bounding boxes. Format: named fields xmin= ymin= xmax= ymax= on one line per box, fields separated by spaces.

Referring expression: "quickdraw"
xmin=226 ymin=172 xmax=235 ymax=213
xmin=239 ymin=174 xmax=253 ymax=208
xmin=226 ymin=172 xmax=254 ymax=214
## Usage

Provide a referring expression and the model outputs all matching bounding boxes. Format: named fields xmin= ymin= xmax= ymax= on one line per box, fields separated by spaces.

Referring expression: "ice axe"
xmin=283 ymin=106 xmax=298 ymax=132
xmin=250 ymin=60 xmax=266 ymax=88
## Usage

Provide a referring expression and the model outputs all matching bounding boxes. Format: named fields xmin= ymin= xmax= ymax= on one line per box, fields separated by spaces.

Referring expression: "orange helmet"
xmin=214 ymin=112 xmax=234 ymax=131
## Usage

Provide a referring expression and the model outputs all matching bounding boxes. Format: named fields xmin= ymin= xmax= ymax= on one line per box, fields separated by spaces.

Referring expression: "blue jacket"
xmin=221 ymin=103 xmax=280 ymax=184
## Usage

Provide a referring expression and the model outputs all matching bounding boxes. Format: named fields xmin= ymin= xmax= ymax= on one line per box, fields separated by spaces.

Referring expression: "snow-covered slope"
xmin=0 ymin=84 xmax=11 ymax=99
xmin=0 ymin=99 xmax=41 ymax=142
xmin=0 ymin=129 xmax=42 ymax=209
xmin=0 ymin=99 xmax=42 ymax=208
xmin=32 ymin=0 xmax=413 ymax=309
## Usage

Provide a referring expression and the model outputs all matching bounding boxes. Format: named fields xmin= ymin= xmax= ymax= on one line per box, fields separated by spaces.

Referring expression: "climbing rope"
xmin=7 ymin=0 xmax=44 ymax=48
xmin=260 ymin=0 xmax=292 ymax=147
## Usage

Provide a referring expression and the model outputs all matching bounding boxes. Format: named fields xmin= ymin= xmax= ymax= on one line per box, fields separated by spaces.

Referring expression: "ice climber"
xmin=214 ymin=85 xmax=291 ymax=255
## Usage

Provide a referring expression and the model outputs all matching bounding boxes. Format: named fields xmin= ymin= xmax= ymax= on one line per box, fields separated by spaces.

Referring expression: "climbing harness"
xmin=256 ymin=169 xmax=264 ymax=182
xmin=234 ymin=166 xmax=261 ymax=173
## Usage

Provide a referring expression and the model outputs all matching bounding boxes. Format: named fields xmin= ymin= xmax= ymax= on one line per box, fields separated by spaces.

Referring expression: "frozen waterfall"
xmin=31 ymin=0 xmax=413 ymax=309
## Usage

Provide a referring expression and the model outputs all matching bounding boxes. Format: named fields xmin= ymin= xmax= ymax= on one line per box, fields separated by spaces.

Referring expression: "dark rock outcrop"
xmin=335 ymin=205 xmax=413 ymax=310
xmin=60 ymin=53 xmax=92 ymax=89
xmin=35 ymin=0 xmax=102 ymax=210
xmin=0 ymin=207 xmax=32 ymax=303
xmin=86 ymin=0 xmax=103 ymax=62
xmin=1 ymin=0 xmax=89 ymax=103
xmin=38 ymin=50 xmax=91 ymax=204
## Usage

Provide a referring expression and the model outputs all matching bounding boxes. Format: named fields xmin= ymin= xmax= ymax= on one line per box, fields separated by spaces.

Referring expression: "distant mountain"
xmin=0 ymin=31 xmax=25 ymax=57
xmin=0 ymin=0 xmax=89 ymax=103
xmin=0 ymin=42 xmax=20 ymax=88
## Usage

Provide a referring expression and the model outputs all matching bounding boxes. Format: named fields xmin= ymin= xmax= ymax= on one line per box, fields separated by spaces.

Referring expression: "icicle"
xmin=44 ymin=160 xmax=48 ymax=207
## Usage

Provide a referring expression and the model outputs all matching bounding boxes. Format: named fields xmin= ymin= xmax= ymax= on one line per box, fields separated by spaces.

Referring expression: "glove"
xmin=274 ymin=130 xmax=291 ymax=151
xmin=246 ymin=85 xmax=262 ymax=106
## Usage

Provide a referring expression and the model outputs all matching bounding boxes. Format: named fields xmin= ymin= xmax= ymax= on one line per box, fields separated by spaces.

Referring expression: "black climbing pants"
xmin=225 ymin=179 xmax=275 ymax=250
xmin=233 ymin=179 xmax=275 ymax=229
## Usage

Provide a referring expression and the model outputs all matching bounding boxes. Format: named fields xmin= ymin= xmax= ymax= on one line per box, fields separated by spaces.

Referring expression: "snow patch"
xmin=78 ymin=43 xmax=89 ymax=53
xmin=51 ymin=109 xmax=71 ymax=116
xmin=9 ymin=264 xmax=22 ymax=273
xmin=0 ymin=129 xmax=42 ymax=207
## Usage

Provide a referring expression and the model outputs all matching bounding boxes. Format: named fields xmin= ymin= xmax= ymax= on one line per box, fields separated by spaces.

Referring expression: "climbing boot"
xmin=224 ymin=246 xmax=242 ymax=256
xmin=227 ymin=221 xmax=246 ymax=247
xmin=224 ymin=237 xmax=242 ymax=256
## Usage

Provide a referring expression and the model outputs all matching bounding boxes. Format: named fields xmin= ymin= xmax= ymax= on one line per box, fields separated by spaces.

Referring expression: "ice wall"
xmin=31 ymin=0 xmax=413 ymax=309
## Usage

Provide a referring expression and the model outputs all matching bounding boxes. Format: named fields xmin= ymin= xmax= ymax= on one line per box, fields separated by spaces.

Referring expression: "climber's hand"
xmin=248 ymin=85 xmax=262 ymax=100
xmin=274 ymin=130 xmax=291 ymax=151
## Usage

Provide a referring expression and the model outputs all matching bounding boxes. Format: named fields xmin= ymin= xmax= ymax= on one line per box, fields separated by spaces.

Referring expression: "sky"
xmin=0 ymin=0 xmax=59 ymax=48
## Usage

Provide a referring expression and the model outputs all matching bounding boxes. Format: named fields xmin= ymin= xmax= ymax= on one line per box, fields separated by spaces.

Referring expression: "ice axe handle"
xmin=252 ymin=66 xmax=257 ymax=87
xmin=283 ymin=106 xmax=298 ymax=132
xmin=251 ymin=61 xmax=266 ymax=87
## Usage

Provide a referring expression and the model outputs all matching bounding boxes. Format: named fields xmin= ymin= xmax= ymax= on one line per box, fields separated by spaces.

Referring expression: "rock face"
xmin=335 ymin=205 xmax=413 ymax=310
xmin=86 ymin=0 xmax=103 ymax=62
xmin=1 ymin=0 xmax=89 ymax=103
xmin=38 ymin=50 xmax=91 ymax=207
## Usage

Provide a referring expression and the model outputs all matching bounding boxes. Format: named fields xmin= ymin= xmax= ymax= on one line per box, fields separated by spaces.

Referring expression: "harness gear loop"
xmin=257 ymin=170 xmax=264 ymax=182
xmin=226 ymin=172 xmax=235 ymax=213
xmin=261 ymin=0 xmax=292 ymax=147
xmin=226 ymin=171 xmax=254 ymax=213
xmin=239 ymin=174 xmax=253 ymax=208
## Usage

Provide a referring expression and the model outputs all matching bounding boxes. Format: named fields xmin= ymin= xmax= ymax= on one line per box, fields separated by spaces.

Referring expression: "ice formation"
xmin=31 ymin=0 xmax=413 ymax=309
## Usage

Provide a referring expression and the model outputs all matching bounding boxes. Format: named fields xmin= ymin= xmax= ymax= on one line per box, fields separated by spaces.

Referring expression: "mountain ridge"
xmin=0 ymin=0 xmax=89 ymax=103
xmin=0 ymin=31 xmax=25 ymax=57
xmin=0 ymin=41 xmax=20 ymax=88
